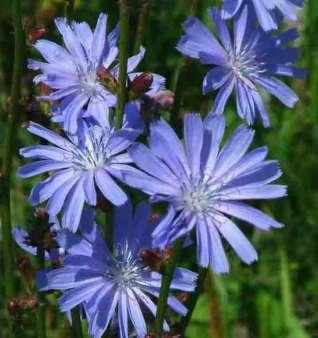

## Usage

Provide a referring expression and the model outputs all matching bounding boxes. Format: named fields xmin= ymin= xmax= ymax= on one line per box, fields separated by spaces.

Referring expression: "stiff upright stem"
xmin=71 ymin=307 xmax=83 ymax=338
xmin=180 ymin=267 xmax=208 ymax=334
xmin=64 ymin=0 xmax=75 ymax=19
xmin=0 ymin=0 xmax=24 ymax=300
xmin=133 ymin=0 xmax=150 ymax=54
xmin=170 ymin=0 xmax=201 ymax=134
xmin=155 ymin=239 xmax=183 ymax=337
xmin=115 ymin=0 xmax=130 ymax=129
xmin=36 ymin=244 xmax=46 ymax=338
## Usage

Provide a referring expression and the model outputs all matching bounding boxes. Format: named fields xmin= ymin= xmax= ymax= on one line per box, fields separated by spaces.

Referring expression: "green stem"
xmin=71 ymin=307 xmax=83 ymax=338
xmin=170 ymin=0 xmax=200 ymax=134
xmin=115 ymin=0 xmax=130 ymax=129
xmin=170 ymin=58 xmax=187 ymax=134
xmin=64 ymin=0 xmax=75 ymax=19
xmin=133 ymin=0 xmax=150 ymax=54
xmin=155 ymin=239 xmax=183 ymax=337
xmin=36 ymin=244 xmax=46 ymax=338
xmin=180 ymin=267 xmax=208 ymax=334
xmin=0 ymin=0 xmax=24 ymax=300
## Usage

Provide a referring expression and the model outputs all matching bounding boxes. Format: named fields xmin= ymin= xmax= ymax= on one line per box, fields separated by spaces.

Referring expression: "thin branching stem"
xmin=133 ymin=0 xmax=150 ymax=54
xmin=64 ymin=0 xmax=75 ymax=19
xmin=115 ymin=0 xmax=130 ymax=129
xmin=180 ymin=267 xmax=208 ymax=334
xmin=155 ymin=239 xmax=183 ymax=337
xmin=0 ymin=0 xmax=24 ymax=301
xmin=170 ymin=0 xmax=201 ymax=134
xmin=36 ymin=243 xmax=46 ymax=338
xmin=71 ymin=307 xmax=83 ymax=338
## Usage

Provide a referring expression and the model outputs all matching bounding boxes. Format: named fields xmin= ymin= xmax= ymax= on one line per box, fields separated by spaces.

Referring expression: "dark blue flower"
xmin=17 ymin=121 xmax=140 ymax=232
xmin=122 ymin=114 xmax=286 ymax=273
xmin=222 ymin=0 xmax=303 ymax=31
xmin=37 ymin=205 xmax=197 ymax=338
xmin=177 ymin=8 xmax=305 ymax=127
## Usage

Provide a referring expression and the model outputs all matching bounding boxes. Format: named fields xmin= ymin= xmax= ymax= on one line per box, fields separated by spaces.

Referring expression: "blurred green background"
xmin=0 ymin=0 xmax=317 ymax=337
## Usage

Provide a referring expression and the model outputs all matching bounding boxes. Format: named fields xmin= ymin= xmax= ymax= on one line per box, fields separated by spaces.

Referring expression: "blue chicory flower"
xmin=28 ymin=13 xmax=118 ymax=133
xmin=17 ymin=120 xmax=140 ymax=232
xmin=221 ymin=0 xmax=303 ymax=31
xmin=37 ymin=205 xmax=197 ymax=338
xmin=176 ymin=7 xmax=305 ymax=127
xmin=122 ymin=113 xmax=286 ymax=273
xmin=28 ymin=13 xmax=164 ymax=133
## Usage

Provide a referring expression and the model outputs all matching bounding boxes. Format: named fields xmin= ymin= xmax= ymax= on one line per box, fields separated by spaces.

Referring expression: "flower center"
xmin=105 ymin=242 xmax=144 ymax=289
xmin=228 ymin=49 xmax=260 ymax=79
xmin=77 ymin=61 xmax=101 ymax=97
xmin=178 ymin=177 xmax=220 ymax=214
xmin=80 ymin=70 xmax=99 ymax=97
xmin=70 ymin=126 xmax=111 ymax=170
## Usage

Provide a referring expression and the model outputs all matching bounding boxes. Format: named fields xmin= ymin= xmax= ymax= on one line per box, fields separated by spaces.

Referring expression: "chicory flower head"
xmin=177 ymin=7 xmax=305 ymax=127
xmin=123 ymin=114 xmax=286 ymax=273
xmin=38 ymin=206 xmax=197 ymax=338
xmin=17 ymin=120 xmax=140 ymax=232
xmin=221 ymin=0 xmax=303 ymax=31
xmin=28 ymin=13 xmax=160 ymax=133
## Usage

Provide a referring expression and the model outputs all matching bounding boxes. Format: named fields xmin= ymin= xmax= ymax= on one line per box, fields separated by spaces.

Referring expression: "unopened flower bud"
xmin=24 ymin=296 xmax=39 ymax=310
xmin=34 ymin=207 xmax=49 ymax=221
xmin=130 ymin=73 xmax=153 ymax=96
xmin=17 ymin=256 xmax=34 ymax=285
xmin=7 ymin=298 xmax=20 ymax=315
xmin=140 ymin=249 xmax=163 ymax=271
xmin=28 ymin=27 xmax=47 ymax=44
xmin=152 ymin=90 xmax=175 ymax=110
xmin=97 ymin=67 xmax=118 ymax=92
xmin=17 ymin=256 xmax=32 ymax=273
xmin=162 ymin=247 xmax=173 ymax=263
xmin=150 ymin=212 xmax=160 ymax=223
xmin=39 ymin=83 xmax=52 ymax=96
xmin=177 ymin=292 xmax=190 ymax=304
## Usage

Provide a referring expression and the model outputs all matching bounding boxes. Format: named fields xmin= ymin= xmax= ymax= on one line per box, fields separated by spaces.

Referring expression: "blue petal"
xmin=213 ymin=125 xmax=254 ymax=179
xmin=220 ymin=184 xmax=287 ymax=200
xmin=127 ymin=289 xmax=147 ymax=338
xmin=216 ymin=201 xmax=284 ymax=230
xmin=91 ymin=13 xmax=107 ymax=63
xmin=18 ymin=160 xmax=71 ymax=178
xmin=129 ymin=143 xmax=177 ymax=185
xmin=29 ymin=168 xmax=74 ymax=204
xmin=59 ymin=281 xmax=103 ymax=312
xmin=184 ymin=114 xmax=204 ymax=176
xmin=214 ymin=214 xmax=258 ymax=265
xmin=95 ymin=168 xmax=127 ymax=206
xmin=254 ymin=75 xmax=299 ymax=107
xmin=62 ymin=177 xmax=86 ymax=232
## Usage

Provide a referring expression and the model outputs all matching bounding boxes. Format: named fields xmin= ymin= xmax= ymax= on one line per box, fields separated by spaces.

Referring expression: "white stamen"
xmin=176 ymin=176 xmax=222 ymax=214
xmin=69 ymin=126 xmax=112 ymax=170
xmin=105 ymin=242 xmax=145 ymax=289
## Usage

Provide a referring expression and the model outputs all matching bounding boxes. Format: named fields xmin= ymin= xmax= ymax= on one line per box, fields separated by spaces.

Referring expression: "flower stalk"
xmin=0 ymin=0 xmax=24 ymax=301
xmin=115 ymin=0 xmax=130 ymax=129
xmin=64 ymin=0 xmax=75 ymax=19
xmin=133 ymin=0 xmax=150 ymax=54
xmin=180 ymin=267 xmax=208 ymax=334
xmin=155 ymin=239 xmax=183 ymax=336
xmin=71 ymin=307 xmax=83 ymax=338
xmin=170 ymin=0 xmax=200 ymax=134
xmin=36 ymin=243 xmax=46 ymax=338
